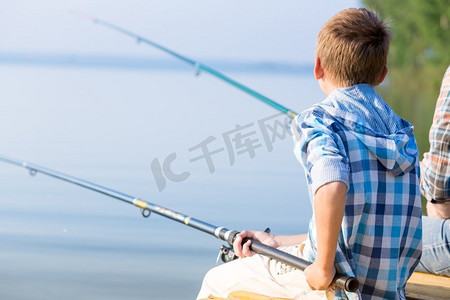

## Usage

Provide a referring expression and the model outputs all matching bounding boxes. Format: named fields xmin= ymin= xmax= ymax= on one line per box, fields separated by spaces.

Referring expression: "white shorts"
xmin=197 ymin=243 xmax=334 ymax=300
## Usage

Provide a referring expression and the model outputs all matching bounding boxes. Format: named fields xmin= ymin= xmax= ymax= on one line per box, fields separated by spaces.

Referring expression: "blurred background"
xmin=365 ymin=0 xmax=449 ymax=156
xmin=0 ymin=1 xmax=448 ymax=299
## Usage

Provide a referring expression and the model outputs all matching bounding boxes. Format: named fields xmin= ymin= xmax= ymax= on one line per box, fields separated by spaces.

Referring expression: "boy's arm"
xmin=304 ymin=180 xmax=347 ymax=290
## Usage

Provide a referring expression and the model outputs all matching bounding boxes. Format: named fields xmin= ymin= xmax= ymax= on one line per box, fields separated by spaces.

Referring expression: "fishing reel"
xmin=216 ymin=245 xmax=238 ymax=264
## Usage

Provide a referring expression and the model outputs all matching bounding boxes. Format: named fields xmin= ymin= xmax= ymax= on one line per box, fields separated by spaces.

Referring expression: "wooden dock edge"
xmin=204 ymin=272 xmax=450 ymax=300
xmin=406 ymin=272 xmax=450 ymax=300
xmin=204 ymin=290 xmax=294 ymax=300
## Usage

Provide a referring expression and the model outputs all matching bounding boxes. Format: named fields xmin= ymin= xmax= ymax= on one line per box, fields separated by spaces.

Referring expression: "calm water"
xmin=0 ymin=64 xmax=322 ymax=299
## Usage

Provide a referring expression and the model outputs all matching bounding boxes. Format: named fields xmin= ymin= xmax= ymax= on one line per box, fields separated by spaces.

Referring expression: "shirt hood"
xmin=315 ymin=89 xmax=418 ymax=176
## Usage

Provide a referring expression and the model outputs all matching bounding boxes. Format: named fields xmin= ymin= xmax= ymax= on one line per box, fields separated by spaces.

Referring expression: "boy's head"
xmin=316 ymin=8 xmax=391 ymax=87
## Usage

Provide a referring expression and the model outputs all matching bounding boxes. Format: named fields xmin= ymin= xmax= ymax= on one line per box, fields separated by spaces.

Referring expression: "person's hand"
xmin=233 ymin=230 xmax=279 ymax=258
xmin=304 ymin=261 xmax=335 ymax=290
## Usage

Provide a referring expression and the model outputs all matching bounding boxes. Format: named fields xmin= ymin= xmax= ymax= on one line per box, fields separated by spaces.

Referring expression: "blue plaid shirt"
xmin=292 ymin=84 xmax=422 ymax=300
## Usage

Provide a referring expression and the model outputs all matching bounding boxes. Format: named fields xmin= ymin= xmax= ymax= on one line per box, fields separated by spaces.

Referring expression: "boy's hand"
xmin=304 ymin=261 xmax=336 ymax=290
xmin=233 ymin=230 xmax=278 ymax=258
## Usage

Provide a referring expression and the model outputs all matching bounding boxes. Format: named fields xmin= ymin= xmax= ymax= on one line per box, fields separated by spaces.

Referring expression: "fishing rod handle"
xmin=227 ymin=231 xmax=359 ymax=293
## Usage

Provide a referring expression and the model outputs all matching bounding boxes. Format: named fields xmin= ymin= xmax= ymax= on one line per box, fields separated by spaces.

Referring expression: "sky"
xmin=0 ymin=1 xmax=360 ymax=62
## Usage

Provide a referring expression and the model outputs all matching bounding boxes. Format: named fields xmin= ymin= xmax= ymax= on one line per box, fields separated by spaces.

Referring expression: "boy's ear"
xmin=375 ymin=66 xmax=388 ymax=86
xmin=314 ymin=57 xmax=324 ymax=80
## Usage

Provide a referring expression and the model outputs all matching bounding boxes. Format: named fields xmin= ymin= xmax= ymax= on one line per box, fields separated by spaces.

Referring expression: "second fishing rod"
xmin=72 ymin=11 xmax=298 ymax=120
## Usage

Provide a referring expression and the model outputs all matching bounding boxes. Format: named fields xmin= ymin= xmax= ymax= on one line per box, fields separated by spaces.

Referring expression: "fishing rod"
xmin=71 ymin=11 xmax=298 ymax=119
xmin=0 ymin=154 xmax=358 ymax=292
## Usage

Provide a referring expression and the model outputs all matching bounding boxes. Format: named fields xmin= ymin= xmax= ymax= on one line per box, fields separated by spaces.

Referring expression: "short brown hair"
xmin=316 ymin=8 xmax=391 ymax=86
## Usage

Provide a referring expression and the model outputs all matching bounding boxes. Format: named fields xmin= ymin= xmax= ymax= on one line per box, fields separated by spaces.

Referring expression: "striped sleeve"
xmin=421 ymin=66 xmax=450 ymax=202
xmin=293 ymin=109 xmax=350 ymax=195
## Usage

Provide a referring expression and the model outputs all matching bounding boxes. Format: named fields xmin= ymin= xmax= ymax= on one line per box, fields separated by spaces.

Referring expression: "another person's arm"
xmin=421 ymin=66 xmax=450 ymax=218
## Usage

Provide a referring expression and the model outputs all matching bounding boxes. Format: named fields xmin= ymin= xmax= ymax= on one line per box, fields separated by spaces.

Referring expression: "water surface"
xmin=0 ymin=64 xmax=321 ymax=299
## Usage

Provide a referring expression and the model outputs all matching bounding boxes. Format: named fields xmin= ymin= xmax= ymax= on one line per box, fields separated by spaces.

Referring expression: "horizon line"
xmin=0 ymin=52 xmax=313 ymax=75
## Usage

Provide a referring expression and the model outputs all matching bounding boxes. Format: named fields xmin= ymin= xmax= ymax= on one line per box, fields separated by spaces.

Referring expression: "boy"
xmin=197 ymin=8 xmax=421 ymax=300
